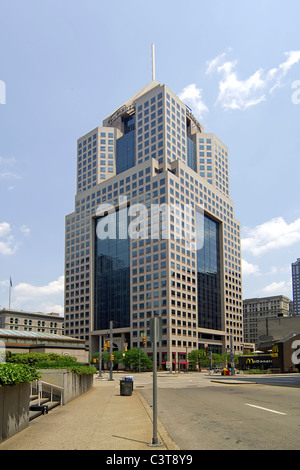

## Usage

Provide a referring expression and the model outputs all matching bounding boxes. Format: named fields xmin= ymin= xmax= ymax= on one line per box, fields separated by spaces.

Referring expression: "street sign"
xmin=150 ymin=317 xmax=162 ymax=343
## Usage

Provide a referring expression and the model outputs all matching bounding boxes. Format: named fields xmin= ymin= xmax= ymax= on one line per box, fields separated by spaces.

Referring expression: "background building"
xmin=243 ymin=295 xmax=291 ymax=346
xmin=256 ymin=316 xmax=300 ymax=357
xmin=292 ymin=258 xmax=300 ymax=315
xmin=65 ymin=79 xmax=243 ymax=368
xmin=0 ymin=329 xmax=87 ymax=362
xmin=0 ymin=309 xmax=64 ymax=335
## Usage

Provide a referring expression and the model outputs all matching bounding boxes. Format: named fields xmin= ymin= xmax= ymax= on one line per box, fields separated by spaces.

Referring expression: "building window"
xmin=94 ymin=208 xmax=130 ymax=330
xmin=197 ymin=212 xmax=222 ymax=330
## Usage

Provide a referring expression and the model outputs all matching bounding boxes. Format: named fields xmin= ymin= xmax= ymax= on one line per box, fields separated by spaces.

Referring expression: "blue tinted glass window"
xmin=94 ymin=209 xmax=130 ymax=329
xmin=187 ymin=136 xmax=196 ymax=171
xmin=116 ymin=115 xmax=135 ymax=174
xmin=196 ymin=212 xmax=221 ymax=330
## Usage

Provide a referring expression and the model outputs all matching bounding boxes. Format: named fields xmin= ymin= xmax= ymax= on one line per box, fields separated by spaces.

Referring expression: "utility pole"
xmin=148 ymin=317 xmax=163 ymax=447
xmin=109 ymin=320 xmax=114 ymax=381
xmin=139 ymin=347 xmax=141 ymax=373
xmin=209 ymin=350 xmax=213 ymax=375
xmin=98 ymin=334 xmax=103 ymax=377
xmin=230 ymin=335 xmax=235 ymax=375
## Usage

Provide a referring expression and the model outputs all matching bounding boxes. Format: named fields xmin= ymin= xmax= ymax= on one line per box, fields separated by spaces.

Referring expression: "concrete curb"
xmin=210 ymin=379 xmax=257 ymax=385
xmin=136 ymin=390 xmax=180 ymax=450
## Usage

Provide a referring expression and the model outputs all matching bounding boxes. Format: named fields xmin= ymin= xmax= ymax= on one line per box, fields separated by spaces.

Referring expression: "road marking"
xmin=245 ymin=403 xmax=287 ymax=415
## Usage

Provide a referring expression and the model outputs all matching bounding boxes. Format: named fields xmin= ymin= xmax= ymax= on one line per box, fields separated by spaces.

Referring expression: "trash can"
xmin=120 ymin=379 xmax=132 ymax=396
xmin=124 ymin=375 xmax=134 ymax=391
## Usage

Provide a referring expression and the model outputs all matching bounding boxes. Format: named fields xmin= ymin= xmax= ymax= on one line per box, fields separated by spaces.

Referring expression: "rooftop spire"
xmin=152 ymin=43 xmax=156 ymax=81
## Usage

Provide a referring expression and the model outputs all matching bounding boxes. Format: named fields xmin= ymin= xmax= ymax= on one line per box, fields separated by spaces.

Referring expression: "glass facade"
xmin=116 ymin=115 xmax=135 ymax=174
xmin=187 ymin=136 xmax=197 ymax=172
xmin=196 ymin=212 xmax=222 ymax=330
xmin=94 ymin=209 xmax=130 ymax=330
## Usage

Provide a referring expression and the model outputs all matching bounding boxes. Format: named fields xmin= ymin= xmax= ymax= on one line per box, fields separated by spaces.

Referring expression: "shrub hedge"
xmin=0 ymin=363 xmax=40 ymax=387
xmin=5 ymin=352 xmax=97 ymax=376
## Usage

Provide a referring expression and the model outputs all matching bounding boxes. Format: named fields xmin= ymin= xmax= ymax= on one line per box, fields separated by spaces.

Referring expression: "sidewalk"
xmin=0 ymin=374 xmax=180 ymax=451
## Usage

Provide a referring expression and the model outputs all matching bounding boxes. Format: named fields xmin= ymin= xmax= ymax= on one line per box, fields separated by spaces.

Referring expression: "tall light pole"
xmin=109 ymin=320 xmax=114 ymax=381
xmin=98 ymin=334 xmax=103 ymax=377
xmin=148 ymin=317 xmax=163 ymax=447
xmin=230 ymin=335 xmax=235 ymax=375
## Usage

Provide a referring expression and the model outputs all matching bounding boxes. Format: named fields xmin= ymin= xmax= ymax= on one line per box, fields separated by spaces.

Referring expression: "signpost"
xmin=148 ymin=317 xmax=163 ymax=447
xmin=230 ymin=335 xmax=235 ymax=376
xmin=109 ymin=320 xmax=114 ymax=381
xmin=98 ymin=335 xmax=103 ymax=377
xmin=139 ymin=331 xmax=145 ymax=373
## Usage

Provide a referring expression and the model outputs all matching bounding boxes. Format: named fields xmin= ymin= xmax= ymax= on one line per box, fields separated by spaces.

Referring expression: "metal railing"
xmin=31 ymin=380 xmax=64 ymax=406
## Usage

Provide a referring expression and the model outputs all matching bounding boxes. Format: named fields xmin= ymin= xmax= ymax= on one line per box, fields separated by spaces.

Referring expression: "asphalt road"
xmin=136 ymin=372 xmax=300 ymax=450
xmin=211 ymin=373 xmax=300 ymax=388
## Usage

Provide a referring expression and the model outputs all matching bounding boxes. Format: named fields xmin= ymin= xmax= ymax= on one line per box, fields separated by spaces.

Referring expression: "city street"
xmin=133 ymin=372 xmax=300 ymax=450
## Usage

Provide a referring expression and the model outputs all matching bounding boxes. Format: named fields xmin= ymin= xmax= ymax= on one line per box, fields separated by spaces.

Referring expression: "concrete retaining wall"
xmin=37 ymin=369 xmax=94 ymax=404
xmin=0 ymin=383 xmax=30 ymax=443
xmin=0 ymin=371 xmax=93 ymax=443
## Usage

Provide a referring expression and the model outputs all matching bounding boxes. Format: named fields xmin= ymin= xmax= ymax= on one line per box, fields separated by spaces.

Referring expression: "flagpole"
xmin=9 ymin=277 xmax=12 ymax=310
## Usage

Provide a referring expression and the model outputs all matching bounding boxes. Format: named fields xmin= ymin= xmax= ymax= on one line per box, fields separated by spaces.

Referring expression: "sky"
xmin=1 ymin=0 xmax=300 ymax=314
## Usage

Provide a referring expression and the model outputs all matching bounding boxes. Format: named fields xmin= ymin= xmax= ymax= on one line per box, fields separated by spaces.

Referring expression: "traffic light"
xmin=107 ymin=340 xmax=110 ymax=348
xmin=110 ymin=354 xmax=114 ymax=361
xmin=142 ymin=336 xmax=146 ymax=345
xmin=104 ymin=343 xmax=107 ymax=351
xmin=124 ymin=345 xmax=127 ymax=352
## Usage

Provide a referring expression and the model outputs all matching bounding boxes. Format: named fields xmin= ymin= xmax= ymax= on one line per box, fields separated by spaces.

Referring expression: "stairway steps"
xmin=29 ymin=397 xmax=60 ymax=420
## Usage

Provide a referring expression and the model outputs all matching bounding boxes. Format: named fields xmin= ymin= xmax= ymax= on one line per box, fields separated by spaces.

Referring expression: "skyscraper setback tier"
xmin=292 ymin=258 xmax=300 ymax=316
xmin=65 ymin=80 xmax=243 ymax=369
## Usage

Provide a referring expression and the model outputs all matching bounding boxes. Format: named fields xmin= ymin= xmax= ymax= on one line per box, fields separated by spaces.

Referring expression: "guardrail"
xmin=31 ymin=380 xmax=64 ymax=406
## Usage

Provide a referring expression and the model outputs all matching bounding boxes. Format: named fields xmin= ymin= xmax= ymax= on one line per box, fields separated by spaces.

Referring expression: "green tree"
xmin=123 ymin=348 xmax=152 ymax=371
xmin=112 ymin=350 xmax=124 ymax=369
xmin=188 ymin=349 xmax=210 ymax=369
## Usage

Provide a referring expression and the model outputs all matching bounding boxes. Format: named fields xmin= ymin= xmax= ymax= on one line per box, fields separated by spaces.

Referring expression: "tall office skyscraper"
xmin=292 ymin=258 xmax=300 ymax=315
xmin=65 ymin=78 xmax=243 ymax=368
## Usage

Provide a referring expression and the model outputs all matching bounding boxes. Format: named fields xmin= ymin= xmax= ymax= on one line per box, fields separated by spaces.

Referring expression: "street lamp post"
xmin=98 ymin=334 xmax=103 ymax=377
xmin=109 ymin=320 xmax=114 ymax=381
xmin=148 ymin=317 xmax=163 ymax=447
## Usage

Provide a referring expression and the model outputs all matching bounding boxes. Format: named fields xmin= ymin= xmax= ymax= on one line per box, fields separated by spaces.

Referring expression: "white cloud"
xmin=0 ymin=222 xmax=20 ymax=255
xmin=0 ymin=279 xmax=9 ymax=288
xmin=258 ymin=279 xmax=292 ymax=297
xmin=178 ymin=83 xmax=208 ymax=119
xmin=20 ymin=225 xmax=30 ymax=236
xmin=14 ymin=275 xmax=64 ymax=301
xmin=12 ymin=275 xmax=64 ymax=314
xmin=0 ymin=170 xmax=21 ymax=180
xmin=36 ymin=303 xmax=64 ymax=315
xmin=242 ymin=259 xmax=260 ymax=276
xmin=217 ymin=63 xmax=266 ymax=110
xmin=0 ymin=222 xmax=30 ymax=255
xmin=274 ymin=50 xmax=300 ymax=76
xmin=0 ymin=156 xmax=16 ymax=166
xmin=242 ymin=216 xmax=300 ymax=256
xmin=0 ymin=222 xmax=11 ymax=238
xmin=205 ymin=52 xmax=226 ymax=75
xmin=206 ymin=50 xmax=300 ymax=110
xmin=0 ymin=155 xmax=21 ymax=182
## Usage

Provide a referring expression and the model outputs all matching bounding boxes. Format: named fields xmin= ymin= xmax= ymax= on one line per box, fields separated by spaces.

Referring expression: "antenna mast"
xmin=152 ymin=43 xmax=156 ymax=81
